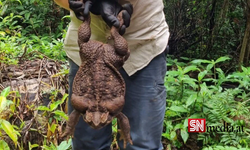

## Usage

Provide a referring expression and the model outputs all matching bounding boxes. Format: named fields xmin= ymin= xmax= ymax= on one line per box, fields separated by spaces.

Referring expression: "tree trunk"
xmin=205 ymin=0 xmax=217 ymax=58
xmin=239 ymin=0 xmax=250 ymax=68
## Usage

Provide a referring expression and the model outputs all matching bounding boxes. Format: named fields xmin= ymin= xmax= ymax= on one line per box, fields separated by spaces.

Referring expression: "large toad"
xmin=62 ymin=10 xmax=132 ymax=148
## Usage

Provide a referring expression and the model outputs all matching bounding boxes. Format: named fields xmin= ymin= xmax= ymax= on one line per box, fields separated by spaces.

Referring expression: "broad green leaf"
xmin=184 ymin=118 xmax=189 ymax=127
xmin=215 ymin=56 xmax=230 ymax=64
xmin=181 ymin=129 xmax=189 ymax=143
xmin=174 ymin=123 xmax=183 ymax=130
xmin=183 ymin=78 xmax=198 ymax=89
xmin=214 ymin=146 xmax=224 ymax=149
xmin=37 ymin=106 xmax=50 ymax=111
xmin=198 ymin=70 xmax=208 ymax=81
xmin=0 ymin=96 xmax=7 ymax=112
xmin=57 ymin=139 xmax=72 ymax=150
xmin=1 ymin=87 xmax=10 ymax=97
xmin=50 ymin=123 xmax=57 ymax=133
xmin=167 ymin=71 xmax=181 ymax=76
xmin=170 ymin=131 xmax=176 ymax=140
xmin=206 ymin=63 xmax=214 ymax=71
xmin=241 ymin=66 xmax=249 ymax=74
xmin=189 ymin=113 xmax=202 ymax=119
xmin=41 ymin=145 xmax=52 ymax=150
xmin=0 ymin=31 xmax=6 ymax=36
xmin=29 ymin=142 xmax=39 ymax=150
xmin=50 ymin=99 xmax=65 ymax=111
xmin=177 ymin=65 xmax=183 ymax=71
xmin=169 ymin=106 xmax=188 ymax=113
xmin=53 ymin=110 xmax=69 ymax=120
xmin=200 ymin=82 xmax=209 ymax=96
xmin=183 ymin=65 xmax=199 ymax=74
xmin=165 ymin=110 xmax=178 ymax=117
xmin=186 ymin=94 xmax=197 ymax=107
xmin=0 ymin=120 xmax=18 ymax=146
xmin=191 ymin=59 xmax=211 ymax=64
xmin=61 ymin=94 xmax=68 ymax=103
xmin=0 ymin=140 xmax=10 ymax=150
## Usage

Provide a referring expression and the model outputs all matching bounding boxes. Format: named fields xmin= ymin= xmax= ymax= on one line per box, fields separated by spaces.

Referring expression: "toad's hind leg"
xmin=116 ymin=112 xmax=133 ymax=148
xmin=61 ymin=110 xmax=81 ymax=139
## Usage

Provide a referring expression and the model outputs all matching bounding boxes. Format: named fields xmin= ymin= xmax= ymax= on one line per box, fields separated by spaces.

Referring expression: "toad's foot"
xmin=60 ymin=110 xmax=81 ymax=140
xmin=116 ymin=112 xmax=133 ymax=148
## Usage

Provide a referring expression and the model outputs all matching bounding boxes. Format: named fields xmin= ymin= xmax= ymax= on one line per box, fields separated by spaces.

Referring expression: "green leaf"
xmin=50 ymin=99 xmax=65 ymax=111
xmin=50 ymin=123 xmax=57 ymax=133
xmin=198 ymin=70 xmax=208 ymax=81
xmin=0 ymin=31 xmax=6 ymax=36
xmin=165 ymin=110 xmax=178 ymax=117
xmin=191 ymin=59 xmax=211 ymax=64
xmin=241 ymin=66 xmax=249 ymax=74
xmin=181 ymin=129 xmax=189 ymax=143
xmin=41 ymin=145 xmax=52 ymax=150
xmin=0 ymin=140 xmax=10 ymax=150
xmin=167 ymin=71 xmax=181 ymax=76
xmin=183 ymin=65 xmax=199 ymax=74
xmin=215 ymin=56 xmax=230 ymax=64
xmin=61 ymin=94 xmax=68 ymax=103
xmin=169 ymin=106 xmax=188 ymax=113
xmin=174 ymin=123 xmax=183 ymax=130
xmin=206 ymin=64 xmax=214 ymax=71
xmin=184 ymin=118 xmax=189 ymax=127
xmin=177 ymin=65 xmax=183 ymax=71
xmin=53 ymin=110 xmax=68 ymax=120
xmin=170 ymin=131 xmax=176 ymax=140
xmin=0 ymin=96 xmax=7 ymax=113
xmin=186 ymin=94 xmax=197 ymax=107
xmin=37 ymin=106 xmax=50 ymax=111
xmin=183 ymin=78 xmax=198 ymax=89
xmin=1 ymin=87 xmax=10 ymax=97
xmin=57 ymin=139 xmax=72 ymax=150
xmin=0 ymin=120 xmax=18 ymax=146
xmin=29 ymin=142 xmax=39 ymax=150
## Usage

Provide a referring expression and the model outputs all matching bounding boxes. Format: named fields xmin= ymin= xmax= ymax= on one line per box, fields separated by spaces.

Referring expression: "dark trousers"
xmin=68 ymin=51 xmax=167 ymax=150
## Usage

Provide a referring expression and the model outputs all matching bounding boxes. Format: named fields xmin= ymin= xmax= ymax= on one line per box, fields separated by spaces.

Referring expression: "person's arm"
xmin=54 ymin=0 xmax=70 ymax=10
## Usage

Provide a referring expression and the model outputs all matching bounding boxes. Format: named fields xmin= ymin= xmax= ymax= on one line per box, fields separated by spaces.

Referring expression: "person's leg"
xmin=118 ymin=52 xmax=167 ymax=150
xmin=68 ymin=59 xmax=112 ymax=150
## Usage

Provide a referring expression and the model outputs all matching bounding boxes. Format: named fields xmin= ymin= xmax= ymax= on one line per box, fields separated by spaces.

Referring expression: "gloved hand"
xmin=68 ymin=0 xmax=95 ymax=21
xmin=69 ymin=0 xmax=133 ymax=35
xmin=95 ymin=0 xmax=133 ymax=35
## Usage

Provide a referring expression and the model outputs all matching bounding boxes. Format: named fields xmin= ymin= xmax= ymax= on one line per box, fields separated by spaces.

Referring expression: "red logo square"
xmin=188 ymin=118 xmax=206 ymax=132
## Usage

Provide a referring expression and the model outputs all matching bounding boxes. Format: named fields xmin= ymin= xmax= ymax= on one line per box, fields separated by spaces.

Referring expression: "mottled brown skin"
xmin=62 ymin=11 xmax=132 ymax=148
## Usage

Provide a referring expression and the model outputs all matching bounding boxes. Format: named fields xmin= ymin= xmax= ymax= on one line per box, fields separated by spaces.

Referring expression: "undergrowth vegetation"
xmin=0 ymin=0 xmax=69 ymax=65
xmin=164 ymin=56 xmax=250 ymax=150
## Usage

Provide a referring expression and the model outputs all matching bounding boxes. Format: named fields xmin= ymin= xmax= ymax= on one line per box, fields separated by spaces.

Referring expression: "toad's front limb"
xmin=110 ymin=10 xmax=130 ymax=58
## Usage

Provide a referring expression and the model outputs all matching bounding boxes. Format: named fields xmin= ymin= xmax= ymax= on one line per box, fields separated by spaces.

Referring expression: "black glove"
xmin=69 ymin=0 xmax=133 ymax=35
xmin=68 ymin=0 xmax=95 ymax=21
xmin=94 ymin=0 xmax=133 ymax=35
